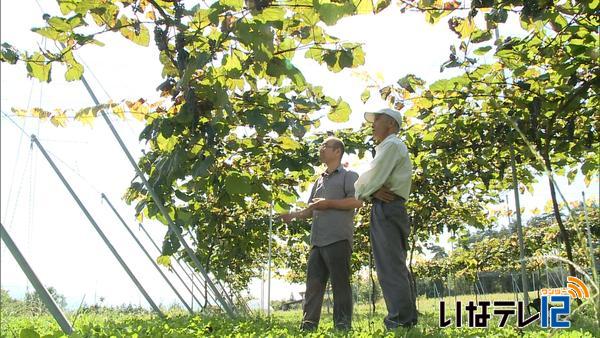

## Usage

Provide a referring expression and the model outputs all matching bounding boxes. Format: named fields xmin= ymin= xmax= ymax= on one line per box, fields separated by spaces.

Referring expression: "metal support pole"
xmin=184 ymin=230 xmax=238 ymax=310
xmin=0 ymin=222 xmax=74 ymax=335
xmin=30 ymin=135 xmax=165 ymax=319
xmin=137 ymin=222 xmax=211 ymax=307
xmin=101 ymin=193 xmax=193 ymax=313
xmin=510 ymin=144 xmax=530 ymax=312
xmin=261 ymin=268 xmax=265 ymax=313
xmin=582 ymin=192 xmax=598 ymax=281
xmin=76 ymin=73 xmax=235 ymax=316
xmin=267 ymin=201 xmax=273 ymax=316
xmin=185 ymin=229 xmax=250 ymax=314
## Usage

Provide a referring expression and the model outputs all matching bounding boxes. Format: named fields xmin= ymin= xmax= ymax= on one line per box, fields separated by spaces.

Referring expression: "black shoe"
xmin=400 ymin=318 xmax=417 ymax=329
xmin=299 ymin=321 xmax=317 ymax=332
xmin=385 ymin=318 xmax=417 ymax=330
xmin=334 ymin=325 xmax=351 ymax=332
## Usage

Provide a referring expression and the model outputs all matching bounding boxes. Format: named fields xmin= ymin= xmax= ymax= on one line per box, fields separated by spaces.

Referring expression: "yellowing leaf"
xmin=221 ymin=0 xmax=243 ymax=10
xmin=75 ymin=107 xmax=96 ymax=127
xmin=354 ymin=0 xmax=374 ymax=14
xmin=11 ymin=107 xmax=27 ymax=117
xmin=63 ymin=50 xmax=83 ymax=81
xmin=127 ymin=99 xmax=148 ymax=121
xmin=456 ymin=18 xmax=476 ymax=38
xmin=118 ymin=16 xmax=150 ymax=47
xmin=328 ymin=100 xmax=351 ymax=123
xmin=31 ymin=107 xmax=51 ymax=120
xmin=50 ymin=111 xmax=68 ymax=127
xmin=112 ymin=105 xmax=126 ymax=120
xmin=146 ymin=10 xmax=156 ymax=21
xmin=544 ymin=200 xmax=553 ymax=213
xmin=157 ymin=133 xmax=177 ymax=152
xmin=156 ymin=255 xmax=171 ymax=267
xmin=26 ymin=52 xmax=51 ymax=82
xmin=414 ymin=97 xmax=433 ymax=109
xmin=360 ymin=88 xmax=371 ymax=103
xmin=278 ymin=136 xmax=301 ymax=150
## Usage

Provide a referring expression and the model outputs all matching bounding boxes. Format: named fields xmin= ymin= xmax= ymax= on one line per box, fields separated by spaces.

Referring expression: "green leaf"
xmin=278 ymin=136 xmax=301 ymax=150
xmin=374 ymin=0 xmax=392 ymax=13
xmin=220 ymin=0 xmax=243 ymax=10
xmin=474 ymin=46 xmax=492 ymax=55
xmin=161 ymin=230 xmax=180 ymax=255
xmin=66 ymin=14 xmax=86 ymax=29
xmin=397 ymin=74 xmax=425 ymax=93
xmin=328 ymin=99 xmax=351 ymax=123
xmin=278 ymin=189 xmax=298 ymax=204
xmin=254 ymin=7 xmax=285 ymax=22
xmin=223 ymin=52 xmax=242 ymax=72
xmin=26 ymin=52 xmax=51 ymax=82
xmin=361 ymin=88 xmax=371 ymax=103
xmin=58 ymin=0 xmax=77 ymax=15
xmin=192 ymin=156 xmax=214 ymax=177
xmin=156 ymin=255 xmax=172 ymax=267
xmin=48 ymin=16 xmax=72 ymax=31
xmin=64 ymin=51 xmax=83 ymax=81
xmin=266 ymin=57 xmax=305 ymax=86
xmin=304 ymin=48 xmax=323 ymax=63
xmin=118 ymin=17 xmax=149 ymax=47
xmin=471 ymin=29 xmax=492 ymax=43
xmin=178 ymin=52 xmax=211 ymax=91
xmin=31 ymin=27 xmax=66 ymax=41
xmin=19 ymin=328 xmax=40 ymax=338
xmin=429 ymin=79 xmax=451 ymax=92
xmin=315 ymin=1 xmax=355 ymax=26
xmin=224 ymin=173 xmax=252 ymax=195
xmin=549 ymin=12 xmax=568 ymax=32
xmin=338 ymin=50 xmax=353 ymax=69
xmin=157 ymin=134 xmax=178 ymax=152
xmin=1 ymin=43 xmax=19 ymax=64
xmin=351 ymin=45 xmax=365 ymax=67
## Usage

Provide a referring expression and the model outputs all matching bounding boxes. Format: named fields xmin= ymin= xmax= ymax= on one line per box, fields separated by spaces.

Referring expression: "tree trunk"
xmin=547 ymin=175 xmax=577 ymax=279
xmin=408 ymin=221 xmax=419 ymax=308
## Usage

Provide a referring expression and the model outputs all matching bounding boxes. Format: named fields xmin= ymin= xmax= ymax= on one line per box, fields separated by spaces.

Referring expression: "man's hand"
xmin=309 ymin=198 xmax=330 ymax=210
xmin=278 ymin=213 xmax=295 ymax=223
xmin=372 ymin=186 xmax=396 ymax=203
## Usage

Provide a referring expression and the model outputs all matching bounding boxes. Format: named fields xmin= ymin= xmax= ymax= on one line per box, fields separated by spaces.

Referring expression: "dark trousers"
xmin=371 ymin=199 xmax=418 ymax=329
xmin=301 ymin=240 xmax=353 ymax=330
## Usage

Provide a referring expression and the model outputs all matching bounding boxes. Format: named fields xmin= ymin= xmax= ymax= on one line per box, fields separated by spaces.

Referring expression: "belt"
xmin=373 ymin=193 xmax=406 ymax=203
xmin=394 ymin=194 xmax=406 ymax=202
xmin=392 ymin=193 xmax=406 ymax=202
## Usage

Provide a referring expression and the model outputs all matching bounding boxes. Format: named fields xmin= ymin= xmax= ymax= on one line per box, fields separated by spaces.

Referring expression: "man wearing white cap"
xmin=354 ymin=108 xmax=417 ymax=329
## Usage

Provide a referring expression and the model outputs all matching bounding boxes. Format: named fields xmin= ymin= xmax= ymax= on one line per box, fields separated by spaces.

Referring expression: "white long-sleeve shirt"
xmin=354 ymin=134 xmax=412 ymax=201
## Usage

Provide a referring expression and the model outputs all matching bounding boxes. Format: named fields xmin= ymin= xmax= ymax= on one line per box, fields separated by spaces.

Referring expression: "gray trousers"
xmin=371 ymin=199 xmax=418 ymax=329
xmin=301 ymin=240 xmax=352 ymax=330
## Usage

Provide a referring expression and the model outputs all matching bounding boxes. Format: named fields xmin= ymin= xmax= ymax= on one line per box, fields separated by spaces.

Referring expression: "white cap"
xmin=364 ymin=108 xmax=402 ymax=128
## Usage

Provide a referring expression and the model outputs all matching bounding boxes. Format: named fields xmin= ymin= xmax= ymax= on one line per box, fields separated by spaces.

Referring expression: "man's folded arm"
xmin=326 ymin=197 xmax=363 ymax=210
xmin=355 ymin=142 xmax=398 ymax=200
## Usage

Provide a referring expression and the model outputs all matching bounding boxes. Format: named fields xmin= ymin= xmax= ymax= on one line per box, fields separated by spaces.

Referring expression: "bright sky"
xmin=1 ymin=0 xmax=597 ymax=312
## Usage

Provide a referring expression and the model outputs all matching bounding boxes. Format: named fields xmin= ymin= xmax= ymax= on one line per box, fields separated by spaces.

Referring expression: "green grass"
xmin=1 ymin=294 xmax=598 ymax=337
